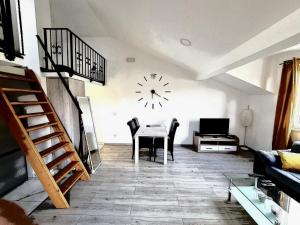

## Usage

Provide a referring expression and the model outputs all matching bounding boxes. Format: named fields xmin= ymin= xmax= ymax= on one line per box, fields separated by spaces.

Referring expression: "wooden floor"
xmin=32 ymin=145 xmax=256 ymax=225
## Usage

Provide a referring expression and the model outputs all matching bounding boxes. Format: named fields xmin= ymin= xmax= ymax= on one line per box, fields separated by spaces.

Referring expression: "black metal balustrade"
xmin=42 ymin=28 xmax=105 ymax=85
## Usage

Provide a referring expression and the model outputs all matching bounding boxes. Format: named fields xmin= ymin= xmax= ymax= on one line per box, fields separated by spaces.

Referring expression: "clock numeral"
xmin=165 ymin=91 xmax=171 ymax=93
xmin=144 ymin=76 xmax=148 ymax=82
xmin=152 ymin=103 xmax=154 ymax=109
xmin=163 ymin=97 xmax=169 ymax=101
xmin=159 ymin=76 xmax=163 ymax=81
xmin=144 ymin=102 xmax=148 ymax=107
xmin=138 ymin=97 xmax=144 ymax=101
xmin=163 ymin=82 xmax=169 ymax=86
xmin=150 ymin=73 xmax=157 ymax=79
xmin=136 ymin=91 xmax=142 ymax=93
xmin=137 ymin=83 xmax=143 ymax=86
xmin=159 ymin=102 xmax=162 ymax=107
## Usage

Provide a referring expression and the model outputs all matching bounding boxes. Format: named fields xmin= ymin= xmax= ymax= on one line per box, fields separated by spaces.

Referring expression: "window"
xmin=292 ymin=68 xmax=300 ymax=130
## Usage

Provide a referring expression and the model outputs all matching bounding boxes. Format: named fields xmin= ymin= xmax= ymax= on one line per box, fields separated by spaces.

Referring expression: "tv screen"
xmin=199 ymin=118 xmax=229 ymax=135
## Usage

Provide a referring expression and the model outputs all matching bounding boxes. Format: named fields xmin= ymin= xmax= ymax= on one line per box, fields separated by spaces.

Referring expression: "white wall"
xmin=84 ymin=37 xmax=248 ymax=144
xmin=34 ymin=0 xmax=52 ymax=72
xmin=227 ymin=58 xmax=278 ymax=94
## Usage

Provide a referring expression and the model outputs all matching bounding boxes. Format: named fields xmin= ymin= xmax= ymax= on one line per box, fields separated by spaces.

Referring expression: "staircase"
xmin=0 ymin=69 xmax=90 ymax=209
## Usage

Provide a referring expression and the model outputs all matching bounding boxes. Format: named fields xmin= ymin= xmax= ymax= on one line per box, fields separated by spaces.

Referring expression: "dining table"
xmin=134 ymin=124 xmax=168 ymax=165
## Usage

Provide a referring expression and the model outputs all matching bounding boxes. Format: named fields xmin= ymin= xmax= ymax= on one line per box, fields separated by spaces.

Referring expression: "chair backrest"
xmin=132 ymin=117 xmax=140 ymax=128
xmin=169 ymin=121 xmax=179 ymax=144
xmin=127 ymin=119 xmax=138 ymax=137
xmin=168 ymin=118 xmax=177 ymax=134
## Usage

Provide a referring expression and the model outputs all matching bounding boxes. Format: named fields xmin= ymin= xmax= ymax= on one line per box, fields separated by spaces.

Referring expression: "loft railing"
xmin=42 ymin=28 xmax=105 ymax=85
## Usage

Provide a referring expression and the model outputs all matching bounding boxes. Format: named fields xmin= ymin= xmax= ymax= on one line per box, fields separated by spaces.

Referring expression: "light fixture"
xmin=180 ymin=38 xmax=191 ymax=47
xmin=240 ymin=105 xmax=253 ymax=150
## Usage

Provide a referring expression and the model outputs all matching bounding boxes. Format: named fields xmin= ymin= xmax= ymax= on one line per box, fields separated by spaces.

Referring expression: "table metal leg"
xmin=164 ymin=136 xmax=168 ymax=165
xmin=135 ymin=137 xmax=139 ymax=164
xmin=226 ymin=178 xmax=232 ymax=203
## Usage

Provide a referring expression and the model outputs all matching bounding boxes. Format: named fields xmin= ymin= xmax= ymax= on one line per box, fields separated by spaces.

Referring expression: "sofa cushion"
xmin=291 ymin=141 xmax=300 ymax=153
xmin=256 ymin=150 xmax=281 ymax=167
xmin=278 ymin=151 xmax=300 ymax=172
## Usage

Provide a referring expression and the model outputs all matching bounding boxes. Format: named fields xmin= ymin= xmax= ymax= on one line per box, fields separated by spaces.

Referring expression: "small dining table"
xmin=134 ymin=125 xmax=168 ymax=165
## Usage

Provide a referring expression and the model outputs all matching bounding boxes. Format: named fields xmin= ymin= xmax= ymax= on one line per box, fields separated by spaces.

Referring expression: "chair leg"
xmin=154 ymin=148 xmax=156 ymax=162
xmin=132 ymin=144 xmax=134 ymax=160
xmin=171 ymin=151 xmax=174 ymax=161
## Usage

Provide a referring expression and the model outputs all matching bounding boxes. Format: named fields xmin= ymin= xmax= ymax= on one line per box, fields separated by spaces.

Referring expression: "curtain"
xmin=272 ymin=58 xmax=298 ymax=150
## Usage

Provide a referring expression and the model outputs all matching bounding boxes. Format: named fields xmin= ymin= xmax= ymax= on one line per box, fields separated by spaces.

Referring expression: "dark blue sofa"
xmin=253 ymin=142 xmax=300 ymax=203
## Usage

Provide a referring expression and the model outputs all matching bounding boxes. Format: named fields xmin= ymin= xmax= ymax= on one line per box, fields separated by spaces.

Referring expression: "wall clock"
xmin=136 ymin=73 xmax=171 ymax=109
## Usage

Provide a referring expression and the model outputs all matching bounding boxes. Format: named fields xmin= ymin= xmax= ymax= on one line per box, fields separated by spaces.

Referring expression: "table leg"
xmin=164 ymin=136 xmax=168 ymax=165
xmin=226 ymin=178 xmax=232 ymax=203
xmin=135 ymin=137 xmax=139 ymax=164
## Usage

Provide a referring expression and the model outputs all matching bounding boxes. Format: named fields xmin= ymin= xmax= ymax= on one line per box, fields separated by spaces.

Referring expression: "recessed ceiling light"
xmin=180 ymin=38 xmax=191 ymax=47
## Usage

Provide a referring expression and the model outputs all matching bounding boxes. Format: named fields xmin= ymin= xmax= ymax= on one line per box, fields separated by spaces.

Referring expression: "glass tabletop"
xmin=224 ymin=173 xmax=296 ymax=225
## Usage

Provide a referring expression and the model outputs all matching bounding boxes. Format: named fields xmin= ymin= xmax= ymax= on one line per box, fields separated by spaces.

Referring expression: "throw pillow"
xmin=278 ymin=151 xmax=300 ymax=172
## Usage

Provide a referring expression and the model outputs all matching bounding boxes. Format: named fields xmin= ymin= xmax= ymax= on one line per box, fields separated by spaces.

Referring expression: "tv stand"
xmin=193 ymin=132 xmax=239 ymax=152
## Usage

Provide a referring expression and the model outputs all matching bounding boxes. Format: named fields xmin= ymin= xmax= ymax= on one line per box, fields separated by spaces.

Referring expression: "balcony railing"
xmin=42 ymin=28 xmax=105 ymax=85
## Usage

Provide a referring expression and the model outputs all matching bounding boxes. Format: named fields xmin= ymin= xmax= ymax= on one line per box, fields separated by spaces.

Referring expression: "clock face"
xmin=136 ymin=73 xmax=171 ymax=109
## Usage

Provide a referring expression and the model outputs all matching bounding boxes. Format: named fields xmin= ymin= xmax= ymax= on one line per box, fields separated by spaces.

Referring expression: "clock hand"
xmin=154 ymin=92 xmax=161 ymax=97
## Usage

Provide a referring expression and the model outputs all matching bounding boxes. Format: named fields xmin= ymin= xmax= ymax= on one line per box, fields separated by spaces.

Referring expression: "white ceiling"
xmin=50 ymin=0 xmax=300 ymax=76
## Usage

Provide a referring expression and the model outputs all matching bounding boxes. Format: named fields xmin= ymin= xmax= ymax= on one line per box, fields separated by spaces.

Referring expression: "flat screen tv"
xmin=199 ymin=118 xmax=229 ymax=135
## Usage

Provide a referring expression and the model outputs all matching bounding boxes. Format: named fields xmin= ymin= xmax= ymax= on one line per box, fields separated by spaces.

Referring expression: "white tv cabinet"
xmin=193 ymin=131 xmax=239 ymax=152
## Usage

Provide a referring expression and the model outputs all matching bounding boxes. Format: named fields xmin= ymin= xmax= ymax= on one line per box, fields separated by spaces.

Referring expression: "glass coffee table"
xmin=224 ymin=173 xmax=299 ymax=225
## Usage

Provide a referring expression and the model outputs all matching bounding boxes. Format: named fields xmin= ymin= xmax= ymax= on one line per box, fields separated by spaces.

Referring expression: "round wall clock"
xmin=136 ymin=73 xmax=171 ymax=109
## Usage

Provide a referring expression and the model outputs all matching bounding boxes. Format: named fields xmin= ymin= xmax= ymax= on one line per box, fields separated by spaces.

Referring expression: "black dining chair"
xmin=127 ymin=119 xmax=153 ymax=160
xmin=132 ymin=117 xmax=140 ymax=128
xmin=153 ymin=120 xmax=180 ymax=161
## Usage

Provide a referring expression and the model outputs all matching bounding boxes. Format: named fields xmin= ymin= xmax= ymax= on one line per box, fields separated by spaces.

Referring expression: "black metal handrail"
xmin=42 ymin=28 xmax=105 ymax=85
xmin=37 ymin=35 xmax=90 ymax=171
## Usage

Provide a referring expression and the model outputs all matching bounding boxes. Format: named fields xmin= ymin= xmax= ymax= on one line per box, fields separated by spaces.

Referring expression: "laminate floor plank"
xmin=32 ymin=145 xmax=255 ymax=224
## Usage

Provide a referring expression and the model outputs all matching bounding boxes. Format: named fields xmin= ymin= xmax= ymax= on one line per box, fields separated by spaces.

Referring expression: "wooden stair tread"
xmin=26 ymin=122 xmax=58 ymax=132
xmin=18 ymin=112 xmax=53 ymax=119
xmin=11 ymin=101 xmax=48 ymax=106
xmin=32 ymin=132 xmax=63 ymax=145
xmin=53 ymin=161 xmax=79 ymax=183
xmin=47 ymin=152 xmax=74 ymax=170
xmin=1 ymin=88 xmax=42 ymax=93
xmin=40 ymin=142 xmax=69 ymax=158
xmin=60 ymin=170 xmax=83 ymax=195
xmin=0 ymin=73 xmax=36 ymax=82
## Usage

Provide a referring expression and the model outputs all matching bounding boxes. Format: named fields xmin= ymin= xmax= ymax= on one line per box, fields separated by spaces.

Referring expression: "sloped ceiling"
xmin=50 ymin=0 xmax=300 ymax=77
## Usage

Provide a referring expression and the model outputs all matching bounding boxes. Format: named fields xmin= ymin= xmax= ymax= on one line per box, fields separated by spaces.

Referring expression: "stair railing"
xmin=36 ymin=35 xmax=90 ymax=171
xmin=42 ymin=28 xmax=105 ymax=85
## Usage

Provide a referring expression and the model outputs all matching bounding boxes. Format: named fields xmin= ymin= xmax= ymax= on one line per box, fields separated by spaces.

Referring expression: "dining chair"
xmin=127 ymin=119 xmax=153 ymax=160
xmin=153 ymin=120 xmax=180 ymax=161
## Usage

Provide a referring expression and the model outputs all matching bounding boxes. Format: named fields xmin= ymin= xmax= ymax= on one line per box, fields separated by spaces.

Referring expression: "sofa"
xmin=253 ymin=141 xmax=300 ymax=203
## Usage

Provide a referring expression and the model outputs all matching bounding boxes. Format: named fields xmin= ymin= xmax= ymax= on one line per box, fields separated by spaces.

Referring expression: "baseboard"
xmin=104 ymin=143 xmax=131 ymax=146
xmin=103 ymin=143 xmax=193 ymax=148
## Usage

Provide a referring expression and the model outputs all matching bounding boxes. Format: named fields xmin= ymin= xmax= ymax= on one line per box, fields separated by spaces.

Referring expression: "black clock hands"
xmin=151 ymin=89 xmax=161 ymax=98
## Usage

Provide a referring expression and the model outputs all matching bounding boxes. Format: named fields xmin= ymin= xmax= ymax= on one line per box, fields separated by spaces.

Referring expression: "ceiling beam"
xmin=197 ymin=9 xmax=300 ymax=80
